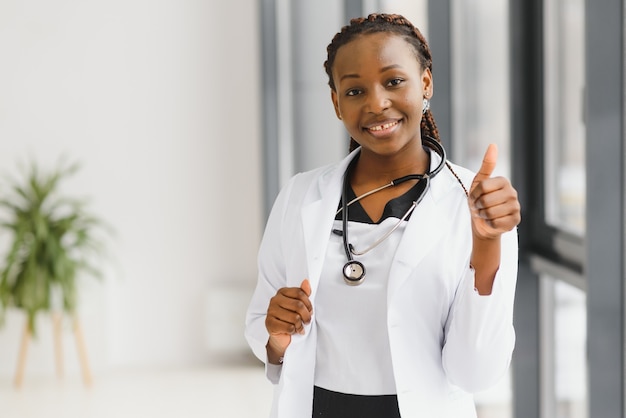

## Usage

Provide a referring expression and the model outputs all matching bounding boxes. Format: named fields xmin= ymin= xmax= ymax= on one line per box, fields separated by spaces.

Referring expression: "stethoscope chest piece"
xmin=338 ymin=136 xmax=450 ymax=287
xmin=343 ymin=260 xmax=366 ymax=285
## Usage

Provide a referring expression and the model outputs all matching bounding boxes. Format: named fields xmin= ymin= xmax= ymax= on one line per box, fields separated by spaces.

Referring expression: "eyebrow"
xmin=339 ymin=64 xmax=403 ymax=82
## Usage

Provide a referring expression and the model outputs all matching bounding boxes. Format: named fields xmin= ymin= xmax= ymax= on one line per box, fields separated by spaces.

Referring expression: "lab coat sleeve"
xmin=244 ymin=176 xmax=296 ymax=383
xmin=441 ymin=227 xmax=518 ymax=393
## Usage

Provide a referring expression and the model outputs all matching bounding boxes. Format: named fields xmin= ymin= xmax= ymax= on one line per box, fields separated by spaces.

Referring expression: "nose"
xmin=365 ymin=86 xmax=390 ymax=114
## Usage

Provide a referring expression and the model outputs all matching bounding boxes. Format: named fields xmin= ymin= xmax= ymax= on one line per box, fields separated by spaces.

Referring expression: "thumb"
xmin=471 ymin=143 xmax=498 ymax=191
xmin=300 ymin=279 xmax=311 ymax=296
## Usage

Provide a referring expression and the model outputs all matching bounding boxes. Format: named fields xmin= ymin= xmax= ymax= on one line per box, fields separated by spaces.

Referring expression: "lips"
xmin=368 ymin=121 xmax=398 ymax=131
xmin=365 ymin=119 xmax=400 ymax=136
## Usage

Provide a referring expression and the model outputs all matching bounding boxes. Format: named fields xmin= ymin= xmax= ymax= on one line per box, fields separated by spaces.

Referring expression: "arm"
xmin=442 ymin=144 xmax=521 ymax=391
xmin=442 ymin=228 xmax=518 ymax=392
xmin=468 ymin=144 xmax=521 ymax=295
xmin=244 ymin=176 xmax=312 ymax=381
xmin=244 ymin=178 xmax=293 ymax=365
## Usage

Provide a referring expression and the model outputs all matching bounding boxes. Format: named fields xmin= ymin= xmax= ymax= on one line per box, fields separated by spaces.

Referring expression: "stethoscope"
xmin=338 ymin=136 xmax=447 ymax=286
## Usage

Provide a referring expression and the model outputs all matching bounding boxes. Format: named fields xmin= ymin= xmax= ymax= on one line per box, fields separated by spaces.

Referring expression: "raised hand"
xmin=469 ymin=144 xmax=521 ymax=240
xmin=265 ymin=279 xmax=312 ymax=364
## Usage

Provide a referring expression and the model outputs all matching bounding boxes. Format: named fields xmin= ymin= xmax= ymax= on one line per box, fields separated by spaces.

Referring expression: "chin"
xmin=363 ymin=143 xmax=409 ymax=157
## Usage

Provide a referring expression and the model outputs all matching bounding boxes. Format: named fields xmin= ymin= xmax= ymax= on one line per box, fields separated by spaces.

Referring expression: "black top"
xmin=336 ymin=179 xmax=427 ymax=224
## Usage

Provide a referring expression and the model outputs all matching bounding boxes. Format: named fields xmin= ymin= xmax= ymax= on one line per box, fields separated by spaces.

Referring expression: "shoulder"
xmin=278 ymin=151 xmax=356 ymax=203
xmin=427 ymin=158 xmax=474 ymax=204
xmin=444 ymin=160 xmax=475 ymax=189
xmin=290 ymin=162 xmax=338 ymax=188
xmin=281 ymin=161 xmax=340 ymax=200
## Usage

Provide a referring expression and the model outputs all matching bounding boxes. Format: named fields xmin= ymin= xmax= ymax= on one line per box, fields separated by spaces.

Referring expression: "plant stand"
xmin=13 ymin=313 xmax=93 ymax=388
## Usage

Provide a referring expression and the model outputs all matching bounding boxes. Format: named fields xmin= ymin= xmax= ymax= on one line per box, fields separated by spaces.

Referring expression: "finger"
xmin=474 ymin=212 xmax=520 ymax=234
xmin=488 ymin=213 xmax=521 ymax=231
xmin=475 ymin=203 xmax=519 ymax=223
xmin=273 ymin=296 xmax=312 ymax=322
xmin=270 ymin=289 xmax=313 ymax=326
xmin=276 ymin=286 xmax=313 ymax=312
xmin=266 ymin=302 xmax=309 ymax=331
xmin=300 ymin=279 xmax=312 ymax=297
xmin=471 ymin=144 xmax=498 ymax=192
xmin=298 ymin=280 xmax=313 ymax=334
xmin=471 ymin=176 xmax=508 ymax=197
xmin=266 ymin=315 xmax=300 ymax=336
xmin=472 ymin=178 xmax=517 ymax=209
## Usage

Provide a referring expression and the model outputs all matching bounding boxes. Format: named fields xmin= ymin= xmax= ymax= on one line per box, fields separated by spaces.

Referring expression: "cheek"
xmin=403 ymin=95 xmax=423 ymax=114
xmin=337 ymin=103 xmax=359 ymax=121
xmin=401 ymin=93 xmax=420 ymax=106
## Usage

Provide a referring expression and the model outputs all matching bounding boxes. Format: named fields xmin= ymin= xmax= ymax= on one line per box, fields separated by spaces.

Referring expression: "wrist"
xmin=266 ymin=337 xmax=286 ymax=365
xmin=471 ymin=235 xmax=501 ymax=294
xmin=471 ymin=234 xmax=501 ymax=256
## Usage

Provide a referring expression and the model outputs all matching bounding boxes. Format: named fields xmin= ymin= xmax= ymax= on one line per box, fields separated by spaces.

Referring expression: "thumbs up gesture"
xmin=469 ymin=144 xmax=521 ymax=240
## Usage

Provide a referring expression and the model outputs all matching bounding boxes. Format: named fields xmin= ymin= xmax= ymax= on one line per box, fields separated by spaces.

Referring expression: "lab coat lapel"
xmin=300 ymin=151 xmax=358 ymax=294
xmin=280 ymin=153 xmax=356 ymax=417
xmin=388 ymin=162 xmax=460 ymax=301
xmin=275 ymin=155 xmax=356 ymax=418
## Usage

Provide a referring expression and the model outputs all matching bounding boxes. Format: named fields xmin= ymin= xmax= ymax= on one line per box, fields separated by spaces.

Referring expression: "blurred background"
xmin=0 ymin=0 xmax=622 ymax=417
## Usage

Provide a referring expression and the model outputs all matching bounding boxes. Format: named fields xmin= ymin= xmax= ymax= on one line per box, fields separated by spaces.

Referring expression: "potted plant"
xmin=0 ymin=160 xmax=109 ymax=386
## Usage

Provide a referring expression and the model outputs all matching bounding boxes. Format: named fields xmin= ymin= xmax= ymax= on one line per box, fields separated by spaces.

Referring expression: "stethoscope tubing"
xmin=340 ymin=136 xmax=447 ymax=262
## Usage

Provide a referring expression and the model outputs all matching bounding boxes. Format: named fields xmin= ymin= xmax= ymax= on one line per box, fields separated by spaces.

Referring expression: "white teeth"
xmin=369 ymin=121 xmax=398 ymax=131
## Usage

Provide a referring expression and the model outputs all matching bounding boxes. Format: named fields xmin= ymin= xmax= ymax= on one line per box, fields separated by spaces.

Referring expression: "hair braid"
xmin=325 ymin=13 xmax=442 ymax=151
xmin=421 ymin=109 xmax=440 ymax=142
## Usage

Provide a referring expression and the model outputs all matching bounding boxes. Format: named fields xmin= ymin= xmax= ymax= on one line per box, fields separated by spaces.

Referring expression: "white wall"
xmin=0 ymin=0 xmax=262 ymax=377
xmin=379 ymin=0 xmax=428 ymax=35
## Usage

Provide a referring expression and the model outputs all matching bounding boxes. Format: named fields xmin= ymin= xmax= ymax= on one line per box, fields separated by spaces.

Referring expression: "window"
xmin=451 ymin=1 xmax=512 ymax=416
xmin=538 ymin=2 xmax=588 ymax=417
xmin=543 ymin=0 xmax=586 ymax=235
xmin=541 ymin=276 xmax=588 ymax=418
xmin=452 ymin=0 xmax=511 ymax=177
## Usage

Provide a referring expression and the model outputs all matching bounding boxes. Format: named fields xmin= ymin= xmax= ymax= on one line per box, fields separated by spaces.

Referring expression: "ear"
xmin=331 ymin=89 xmax=342 ymax=120
xmin=422 ymin=68 xmax=433 ymax=98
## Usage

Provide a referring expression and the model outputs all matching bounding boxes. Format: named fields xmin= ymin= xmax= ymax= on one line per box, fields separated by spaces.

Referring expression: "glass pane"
xmin=542 ymin=276 xmax=588 ymax=418
xmin=452 ymin=0 xmax=511 ymax=178
xmin=451 ymin=1 xmax=512 ymax=417
xmin=544 ymin=0 xmax=586 ymax=234
xmin=554 ymin=280 xmax=588 ymax=417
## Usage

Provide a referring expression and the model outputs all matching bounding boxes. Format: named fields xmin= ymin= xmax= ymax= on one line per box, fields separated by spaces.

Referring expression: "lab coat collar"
xmin=300 ymin=146 xmax=464 ymax=298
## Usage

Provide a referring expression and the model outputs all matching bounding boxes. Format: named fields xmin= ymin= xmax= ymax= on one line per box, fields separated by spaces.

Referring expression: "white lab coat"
xmin=245 ymin=148 xmax=518 ymax=418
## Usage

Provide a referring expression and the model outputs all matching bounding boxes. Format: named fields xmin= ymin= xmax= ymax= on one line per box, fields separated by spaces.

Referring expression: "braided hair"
xmin=324 ymin=13 xmax=440 ymax=152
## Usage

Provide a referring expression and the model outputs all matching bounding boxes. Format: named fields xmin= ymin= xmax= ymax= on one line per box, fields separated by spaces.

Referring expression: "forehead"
xmin=333 ymin=32 xmax=419 ymax=74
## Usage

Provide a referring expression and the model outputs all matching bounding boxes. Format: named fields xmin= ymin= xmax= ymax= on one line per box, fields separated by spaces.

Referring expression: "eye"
xmin=346 ymin=88 xmax=362 ymax=97
xmin=387 ymin=78 xmax=404 ymax=87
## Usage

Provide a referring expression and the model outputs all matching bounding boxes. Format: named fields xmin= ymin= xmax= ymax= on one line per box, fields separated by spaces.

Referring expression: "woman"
xmin=245 ymin=13 xmax=521 ymax=418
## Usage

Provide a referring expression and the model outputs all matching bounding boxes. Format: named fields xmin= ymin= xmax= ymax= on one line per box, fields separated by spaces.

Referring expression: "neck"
xmin=353 ymin=142 xmax=430 ymax=185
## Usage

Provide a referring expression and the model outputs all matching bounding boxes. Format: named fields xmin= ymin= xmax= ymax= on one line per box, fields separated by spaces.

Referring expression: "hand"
xmin=265 ymin=279 xmax=312 ymax=363
xmin=469 ymin=144 xmax=521 ymax=240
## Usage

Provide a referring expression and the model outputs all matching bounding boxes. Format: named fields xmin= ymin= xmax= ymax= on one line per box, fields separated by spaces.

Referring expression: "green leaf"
xmin=0 ymin=159 xmax=111 ymax=334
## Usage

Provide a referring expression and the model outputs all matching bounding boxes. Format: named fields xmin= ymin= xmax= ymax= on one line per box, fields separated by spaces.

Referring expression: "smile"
xmin=367 ymin=121 xmax=399 ymax=132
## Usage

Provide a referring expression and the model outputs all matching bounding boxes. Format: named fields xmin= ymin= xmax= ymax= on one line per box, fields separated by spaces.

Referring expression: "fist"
xmin=265 ymin=279 xmax=313 ymax=354
xmin=469 ymin=144 xmax=521 ymax=239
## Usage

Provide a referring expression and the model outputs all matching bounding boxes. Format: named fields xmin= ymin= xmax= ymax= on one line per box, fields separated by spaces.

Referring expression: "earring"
xmin=422 ymin=98 xmax=430 ymax=114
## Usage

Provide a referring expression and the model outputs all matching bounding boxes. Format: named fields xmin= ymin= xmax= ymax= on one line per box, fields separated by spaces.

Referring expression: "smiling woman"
xmin=246 ymin=13 xmax=521 ymax=418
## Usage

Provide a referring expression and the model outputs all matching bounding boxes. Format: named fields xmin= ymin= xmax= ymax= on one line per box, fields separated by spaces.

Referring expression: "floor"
xmin=0 ymin=358 xmax=511 ymax=418
xmin=0 ymin=360 xmax=273 ymax=418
